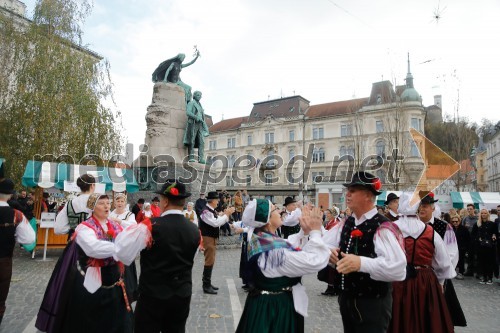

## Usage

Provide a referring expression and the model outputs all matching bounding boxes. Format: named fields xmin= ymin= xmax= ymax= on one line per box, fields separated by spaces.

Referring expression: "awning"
xmin=376 ymin=191 xmax=403 ymax=206
xmin=21 ymin=160 xmax=139 ymax=193
xmin=450 ymin=192 xmax=500 ymax=210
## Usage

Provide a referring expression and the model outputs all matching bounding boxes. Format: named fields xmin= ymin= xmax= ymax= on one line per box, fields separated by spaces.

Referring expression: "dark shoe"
xmin=242 ymin=284 xmax=250 ymax=290
xmin=203 ymin=284 xmax=218 ymax=294
xmin=211 ymin=284 xmax=219 ymax=291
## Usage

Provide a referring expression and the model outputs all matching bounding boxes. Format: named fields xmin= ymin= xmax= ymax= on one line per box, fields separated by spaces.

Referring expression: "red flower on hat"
xmin=372 ymin=178 xmax=382 ymax=191
xmin=170 ymin=187 xmax=179 ymax=196
xmin=428 ymin=192 xmax=435 ymax=198
xmin=351 ymin=229 xmax=363 ymax=238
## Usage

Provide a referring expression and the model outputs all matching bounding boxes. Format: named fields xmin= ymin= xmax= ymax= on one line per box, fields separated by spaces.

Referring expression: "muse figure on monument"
xmin=184 ymin=91 xmax=209 ymax=163
xmin=151 ymin=47 xmax=200 ymax=103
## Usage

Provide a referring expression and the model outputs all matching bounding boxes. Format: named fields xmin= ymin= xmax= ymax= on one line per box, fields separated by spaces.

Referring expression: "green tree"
xmin=0 ymin=0 xmax=123 ymax=185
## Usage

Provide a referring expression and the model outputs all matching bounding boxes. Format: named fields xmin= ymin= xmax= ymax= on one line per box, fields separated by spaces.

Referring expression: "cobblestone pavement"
xmin=2 ymin=242 xmax=500 ymax=333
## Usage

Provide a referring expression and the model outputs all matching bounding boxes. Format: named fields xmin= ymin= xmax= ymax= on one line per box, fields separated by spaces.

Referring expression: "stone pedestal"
xmin=142 ymin=82 xmax=188 ymax=164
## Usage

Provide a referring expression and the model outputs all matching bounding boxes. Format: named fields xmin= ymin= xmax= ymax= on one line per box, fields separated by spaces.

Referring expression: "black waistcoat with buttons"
xmin=430 ymin=218 xmax=448 ymax=239
xmin=336 ymin=213 xmax=391 ymax=298
xmin=198 ymin=205 xmax=220 ymax=238
xmin=0 ymin=207 xmax=16 ymax=258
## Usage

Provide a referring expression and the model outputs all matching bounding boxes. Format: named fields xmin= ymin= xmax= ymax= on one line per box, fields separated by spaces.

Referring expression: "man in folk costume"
xmin=0 ymin=178 xmax=36 ymax=326
xmin=384 ymin=192 xmax=399 ymax=222
xmin=114 ymin=179 xmax=201 ymax=333
xmin=388 ymin=193 xmax=455 ymax=333
xmin=418 ymin=190 xmax=467 ymax=327
xmin=199 ymin=191 xmax=235 ymax=294
xmin=281 ymin=196 xmax=302 ymax=239
xmin=323 ymin=171 xmax=406 ymax=333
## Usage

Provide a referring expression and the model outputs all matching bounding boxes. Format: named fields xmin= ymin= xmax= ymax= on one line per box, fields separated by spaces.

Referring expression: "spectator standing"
xmin=241 ymin=190 xmax=250 ymax=208
xmin=194 ymin=192 xmax=206 ymax=219
xmin=471 ymin=209 xmax=498 ymax=284
xmin=131 ymin=198 xmax=145 ymax=217
xmin=462 ymin=204 xmax=478 ymax=276
xmin=151 ymin=197 xmax=161 ymax=217
xmin=183 ymin=202 xmax=198 ymax=226
xmin=136 ymin=203 xmax=153 ymax=222
xmin=0 ymin=178 xmax=36 ymax=326
xmin=451 ymin=215 xmax=470 ymax=280
xmin=233 ymin=190 xmax=243 ymax=221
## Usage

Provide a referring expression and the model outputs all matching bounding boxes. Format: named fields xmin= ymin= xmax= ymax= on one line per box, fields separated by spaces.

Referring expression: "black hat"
xmin=152 ymin=197 xmax=160 ymax=202
xmin=419 ymin=191 xmax=438 ymax=204
xmin=137 ymin=198 xmax=145 ymax=204
xmin=343 ymin=171 xmax=382 ymax=196
xmin=206 ymin=191 xmax=219 ymax=200
xmin=284 ymin=196 xmax=297 ymax=207
xmin=384 ymin=193 xmax=399 ymax=206
xmin=0 ymin=178 xmax=15 ymax=195
xmin=155 ymin=179 xmax=191 ymax=199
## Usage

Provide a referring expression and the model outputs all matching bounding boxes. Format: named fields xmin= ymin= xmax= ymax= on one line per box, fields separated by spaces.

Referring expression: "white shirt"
xmin=109 ymin=210 xmax=136 ymax=229
xmin=282 ymin=208 xmax=302 ymax=227
xmin=182 ymin=209 xmax=198 ymax=225
xmin=423 ymin=217 xmax=459 ymax=268
xmin=394 ymin=217 xmax=456 ymax=283
xmin=389 ymin=210 xmax=398 ymax=218
xmin=200 ymin=204 xmax=228 ymax=227
xmin=0 ymin=201 xmax=36 ymax=245
xmin=322 ymin=207 xmax=407 ymax=282
xmin=54 ymin=194 xmax=91 ymax=234
xmin=74 ymin=219 xmax=116 ymax=259
xmin=257 ymin=230 xmax=330 ymax=278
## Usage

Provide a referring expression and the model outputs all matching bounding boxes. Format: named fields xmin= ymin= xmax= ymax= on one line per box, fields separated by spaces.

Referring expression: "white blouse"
xmin=109 ymin=210 xmax=136 ymax=228
xmin=282 ymin=208 xmax=302 ymax=228
xmin=54 ymin=194 xmax=91 ymax=234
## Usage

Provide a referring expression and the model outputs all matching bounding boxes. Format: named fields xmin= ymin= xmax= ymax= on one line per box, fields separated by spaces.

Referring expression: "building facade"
xmin=205 ymin=62 xmax=432 ymax=206
xmin=485 ymin=124 xmax=500 ymax=192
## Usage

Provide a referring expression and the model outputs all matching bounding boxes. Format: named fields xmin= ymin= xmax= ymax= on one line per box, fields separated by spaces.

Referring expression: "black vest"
xmin=0 ymin=206 xmax=17 ymax=258
xmin=139 ymin=213 xmax=200 ymax=299
xmin=431 ymin=218 xmax=448 ymax=239
xmin=199 ymin=205 xmax=220 ymax=238
xmin=336 ymin=213 xmax=391 ymax=298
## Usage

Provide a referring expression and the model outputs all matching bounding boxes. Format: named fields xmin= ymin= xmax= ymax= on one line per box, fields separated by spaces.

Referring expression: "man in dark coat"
xmin=131 ymin=198 xmax=144 ymax=217
xmin=134 ymin=180 xmax=200 ymax=333
xmin=384 ymin=193 xmax=399 ymax=222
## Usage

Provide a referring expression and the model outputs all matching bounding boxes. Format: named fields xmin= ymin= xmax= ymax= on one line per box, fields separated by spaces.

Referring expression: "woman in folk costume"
xmin=36 ymin=194 xmax=134 ymax=333
xmin=136 ymin=202 xmax=153 ymax=222
xmin=236 ymin=199 xmax=330 ymax=333
xmin=388 ymin=193 xmax=455 ymax=333
xmin=183 ymin=201 xmax=199 ymax=225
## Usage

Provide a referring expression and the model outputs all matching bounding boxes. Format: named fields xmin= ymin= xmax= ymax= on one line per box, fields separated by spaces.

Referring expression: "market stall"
xmin=450 ymin=191 xmax=500 ymax=210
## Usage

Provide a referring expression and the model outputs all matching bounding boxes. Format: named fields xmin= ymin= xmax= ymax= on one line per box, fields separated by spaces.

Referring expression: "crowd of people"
xmin=2 ymin=169 xmax=500 ymax=332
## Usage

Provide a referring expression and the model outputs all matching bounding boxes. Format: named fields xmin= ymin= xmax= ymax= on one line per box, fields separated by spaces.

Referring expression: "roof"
xmin=367 ymin=81 xmax=397 ymax=106
xmin=249 ymin=96 xmax=310 ymax=120
xmin=306 ymin=98 xmax=368 ymax=118
xmin=209 ymin=116 xmax=248 ymax=133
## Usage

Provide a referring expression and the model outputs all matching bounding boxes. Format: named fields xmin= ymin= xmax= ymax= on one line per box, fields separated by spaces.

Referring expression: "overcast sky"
xmin=22 ymin=0 xmax=500 ymax=157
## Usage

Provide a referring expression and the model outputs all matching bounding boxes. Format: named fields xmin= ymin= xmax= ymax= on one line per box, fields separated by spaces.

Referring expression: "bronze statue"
xmin=151 ymin=47 xmax=200 ymax=103
xmin=183 ymin=91 xmax=209 ymax=163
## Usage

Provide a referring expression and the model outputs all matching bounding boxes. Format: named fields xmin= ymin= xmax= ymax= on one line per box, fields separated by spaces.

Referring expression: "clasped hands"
xmin=329 ymin=247 xmax=361 ymax=274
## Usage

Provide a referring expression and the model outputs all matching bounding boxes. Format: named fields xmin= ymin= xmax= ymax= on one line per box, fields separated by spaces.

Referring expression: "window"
xmin=209 ymin=140 xmax=217 ymax=150
xmin=227 ymin=137 xmax=236 ymax=148
xmin=247 ymin=135 xmax=252 ymax=145
xmin=246 ymin=175 xmax=251 ymax=186
xmin=206 ymin=156 xmax=213 ymax=165
xmin=410 ymin=141 xmax=419 ymax=157
xmin=266 ymin=150 xmax=276 ymax=167
xmin=289 ymin=149 xmax=295 ymax=163
xmin=265 ymin=132 xmax=274 ymax=144
xmin=480 ymin=159 xmax=483 ymax=167
xmin=347 ymin=146 xmax=355 ymax=156
xmin=340 ymin=146 xmax=347 ymax=156
xmin=312 ymin=147 xmax=325 ymax=163
xmin=411 ymin=118 xmax=420 ymax=131
xmin=227 ymin=155 xmax=236 ymax=168
xmin=376 ymin=120 xmax=384 ymax=133
xmin=376 ymin=140 xmax=385 ymax=156
xmin=313 ymin=127 xmax=324 ymax=140
xmin=289 ymin=130 xmax=295 ymax=142
xmin=287 ymin=172 xmax=295 ymax=184
xmin=341 ymin=124 xmax=352 ymax=137
xmin=265 ymin=173 xmax=273 ymax=186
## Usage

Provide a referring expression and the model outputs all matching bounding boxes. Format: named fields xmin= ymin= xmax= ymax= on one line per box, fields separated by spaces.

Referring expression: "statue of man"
xmin=183 ymin=91 xmax=209 ymax=163
xmin=151 ymin=49 xmax=200 ymax=103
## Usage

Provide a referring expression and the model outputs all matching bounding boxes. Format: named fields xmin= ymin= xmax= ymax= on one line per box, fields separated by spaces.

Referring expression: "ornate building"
xmin=206 ymin=62 xmax=432 ymax=207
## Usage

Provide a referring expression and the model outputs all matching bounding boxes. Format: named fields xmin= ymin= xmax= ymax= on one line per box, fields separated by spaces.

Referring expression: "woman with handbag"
xmin=472 ymin=209 xmax=498 ymax=284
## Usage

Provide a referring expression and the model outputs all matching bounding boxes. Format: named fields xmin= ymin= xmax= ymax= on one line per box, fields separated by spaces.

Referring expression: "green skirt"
xmin=236 ymin=290 xmax=304 ymax=333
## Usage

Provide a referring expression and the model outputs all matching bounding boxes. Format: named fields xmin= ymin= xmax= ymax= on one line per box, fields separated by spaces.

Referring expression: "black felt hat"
xmin=343 ymin=171 xmax=382 ymax=196
xmin=206 ymin=191 xmax=219 ymax=200
xmin=0 ymin=178 xmax=15 ymax=195
xmin=384 ymin=193 xmax=399 ymax=206
xmin=284 ymin=196 xmax=297 ymax=207
xmin=155 ymin=179 xmax=191 ymax=199
xmin=419 ymin=191 xmax=438 ymax=204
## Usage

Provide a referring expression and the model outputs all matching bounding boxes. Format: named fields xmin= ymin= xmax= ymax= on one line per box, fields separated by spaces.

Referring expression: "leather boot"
xmin=203 ymin=266 xmax=217 ymax=294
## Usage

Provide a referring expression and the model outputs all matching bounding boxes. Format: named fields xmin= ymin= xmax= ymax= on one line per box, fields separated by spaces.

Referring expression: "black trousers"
xmin=0 ymin=257 xmax=13 ymax=316
xmin=457 ymin=248 xmax=466 ymax=274
xmin=134 ymin=293 xmax=191 ymax=333
xmin=338 ymin=292 xmax=392 ymax=333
